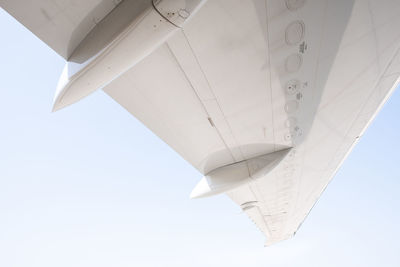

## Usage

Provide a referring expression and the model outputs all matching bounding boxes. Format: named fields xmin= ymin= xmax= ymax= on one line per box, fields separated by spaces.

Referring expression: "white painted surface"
xmin=52 ymin=7 xmax=178 ymax=111
xmin=2 ymin=0 xmax=400 ymax=245
xmin=104 ymin=0 xmax=400 ymax=244
xmin=0 ymin=0 xmax=132 ymax=59
xmin=191 ymin=148 xmax=291 ymax=198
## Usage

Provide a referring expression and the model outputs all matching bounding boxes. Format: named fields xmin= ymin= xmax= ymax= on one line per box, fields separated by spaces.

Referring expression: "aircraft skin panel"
xmin=0 ymin=0 xmax=118 ymax=58
xmin=104 ymin=43 xmax=232 ymax=172
xmin=3 ymin=0 xmax=400 ymax=245
xmin=245 ymin=0 xmax=400 ymax=244
xmin=104 ymin=0 xmax=400 ymax=245
xmin=0 ymin=0 xmax=153 ymax=60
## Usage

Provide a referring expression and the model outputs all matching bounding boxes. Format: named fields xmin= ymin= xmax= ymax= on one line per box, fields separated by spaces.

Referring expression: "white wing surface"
xmin=0 ymin=0 xmax=152 ymax=60
xmin=3 ymin=0 xmax=400 ymax=245
xmin=103 ymin=0 xmax=400 ymax=245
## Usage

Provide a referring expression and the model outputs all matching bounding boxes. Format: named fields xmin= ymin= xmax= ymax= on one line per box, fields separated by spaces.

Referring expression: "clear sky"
xmin=0 ymin=7 xmax=399 ymax=267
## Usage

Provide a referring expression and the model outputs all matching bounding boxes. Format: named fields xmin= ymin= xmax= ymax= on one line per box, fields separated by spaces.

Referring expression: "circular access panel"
xmin=285 ymin=79 xmax=301 ymax=95
xmin=285 ymin=0 xmax=306 ymax=11
xmin=285 ymin=20 xmax=305 ymax=45
xmin=285 ymin=117 xmax=297 ymax=128
xmin=285 ymin=53 xmax=303 ymax=73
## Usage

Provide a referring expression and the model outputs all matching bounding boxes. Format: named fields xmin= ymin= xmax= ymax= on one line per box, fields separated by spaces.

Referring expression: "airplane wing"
xmin=2 ymin=0 xmax=400 ymax=245
xmin=103 ymin=0 xmax=400 ymax=245
xmin=1 ymin=0 xmax=119 ymax=59
xmin=0 ymin=0 xmax=154 ymax=61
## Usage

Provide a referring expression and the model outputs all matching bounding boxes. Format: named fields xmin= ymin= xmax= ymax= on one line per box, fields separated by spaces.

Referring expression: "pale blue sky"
xmin=0 ymin=8 xmax=399 ymax=267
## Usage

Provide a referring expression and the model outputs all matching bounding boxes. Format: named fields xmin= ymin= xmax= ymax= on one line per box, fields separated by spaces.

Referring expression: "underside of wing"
xmin=4 ymin=0 xmax=400 ymax=245
xmin=103 ymin=0 xmax=400 ymax=245
xmin=0 ymin=0 xmax=152 ymax=60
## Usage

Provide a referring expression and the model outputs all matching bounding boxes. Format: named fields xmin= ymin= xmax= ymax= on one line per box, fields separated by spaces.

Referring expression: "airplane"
xmin=1 ymin=0 xmax=399 ymax=246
